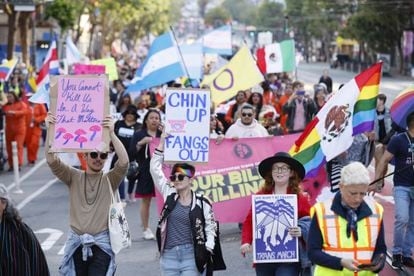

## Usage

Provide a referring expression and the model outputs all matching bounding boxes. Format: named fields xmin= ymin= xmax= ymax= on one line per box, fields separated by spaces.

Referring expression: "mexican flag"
xmin=256 ymin=40 xmax=295 ymax=74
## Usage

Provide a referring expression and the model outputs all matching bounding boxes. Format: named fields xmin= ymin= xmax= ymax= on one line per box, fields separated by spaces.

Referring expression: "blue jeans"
xmin=160 ymin=244 xmax=202 ymax=276
xmin=255 ymin=262 xmax=300 ymax=276
xmin=393 ymin=186 xmax=414 ymax=257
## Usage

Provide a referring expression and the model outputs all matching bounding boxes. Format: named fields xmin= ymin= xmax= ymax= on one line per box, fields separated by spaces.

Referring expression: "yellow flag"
xmin=202 ymin=46 xmax=264 ymax=105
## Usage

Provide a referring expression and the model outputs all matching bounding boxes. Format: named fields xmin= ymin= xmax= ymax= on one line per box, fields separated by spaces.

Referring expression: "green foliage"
xmin=255 ymin=0 xmax=284 ymax=29
xmin=342 ymin=1 xmax=409 ymax=54
xmin=222 ymin=0 xmax=257 ymax=25
xmin=204 ymin=6 xmax=231 ymax=27
xmin=44 ymin=0 xmax=77 ymax=32
xmin=95 ymin=0 xmax=172 ymax=45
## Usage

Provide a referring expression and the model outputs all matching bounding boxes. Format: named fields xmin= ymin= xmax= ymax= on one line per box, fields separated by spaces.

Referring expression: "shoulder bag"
xmin=107 ymin=176 xmax=131 ymax=254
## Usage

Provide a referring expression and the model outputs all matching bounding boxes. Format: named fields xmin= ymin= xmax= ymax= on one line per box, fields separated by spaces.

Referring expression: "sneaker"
xmin=392 ymin=254 xmax=403 ymax=268
xmin=128 ymin=193 xmax=136 ymax=203
xmin=403 ymin=256 xmax=414 ymax=267
xmin=143 ymin=228 xmax=155 ymax=240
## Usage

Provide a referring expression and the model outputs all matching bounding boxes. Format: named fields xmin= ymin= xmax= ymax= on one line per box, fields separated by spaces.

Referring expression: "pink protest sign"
xmin=150 ymin=135 xmax=329 ymax=223
xmin=73 ymin=63 xmax=106 ymax=75
xmin=49 ymin=75 xmax=110 ymax=152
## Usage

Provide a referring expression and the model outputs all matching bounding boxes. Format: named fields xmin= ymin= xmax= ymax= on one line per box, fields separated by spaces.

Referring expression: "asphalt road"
xmin=1 ymin=62 xmax=413 ymax=275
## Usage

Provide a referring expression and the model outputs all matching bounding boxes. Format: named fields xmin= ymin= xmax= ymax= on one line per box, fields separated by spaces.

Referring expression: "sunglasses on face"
xmin=241 ymin=113 xmax=253 ymax=117
xmin=89 ymin=152 xmax=108 ymax=160
xmin=169 ymin=174 xmax=188 ymax=182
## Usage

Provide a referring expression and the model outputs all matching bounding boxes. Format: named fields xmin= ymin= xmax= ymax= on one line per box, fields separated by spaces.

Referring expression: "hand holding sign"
xmin=164 ymin=88 xmax=211 ymax=163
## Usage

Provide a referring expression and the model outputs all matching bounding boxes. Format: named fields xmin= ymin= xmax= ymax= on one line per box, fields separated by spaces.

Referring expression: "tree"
xmin=198 ymin=0 xmax=210 ymax=18
xmin=255 ymin=0 xmax=284 ymax=30
xmin=222 ymin=0 xmax=257 ymax=25
xmin=18 ymin=12 xmax=31 ymax=65
xmin=285 ymin=0 xmax=344 ymax=62
xmin=204 ymin=7 xmax=231 ymax=28
xmin=4 ymin=4 xmax=17 ymax=60
xmin=44 ymin=0 xmax=77 ymax=33
xmin=342 ymin=0 xmax=410 ymax=72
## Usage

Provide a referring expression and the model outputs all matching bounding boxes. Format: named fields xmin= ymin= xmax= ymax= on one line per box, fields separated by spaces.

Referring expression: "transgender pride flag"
xmin=289 ymin=63 xmax=382 ymax=177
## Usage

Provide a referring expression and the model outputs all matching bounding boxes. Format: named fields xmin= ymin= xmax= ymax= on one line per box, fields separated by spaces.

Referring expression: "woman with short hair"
xmin=150 ymin=130 xmax=216 ymax=275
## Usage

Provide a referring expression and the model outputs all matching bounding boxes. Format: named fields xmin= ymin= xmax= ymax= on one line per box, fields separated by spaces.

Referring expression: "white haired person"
xmin=308 ymin=162 xmax=386 ymax=275
xmin=0 ymin=184 xmax=50 ymax=275
xmin=150 ymin=128 xmax=217 ymax=275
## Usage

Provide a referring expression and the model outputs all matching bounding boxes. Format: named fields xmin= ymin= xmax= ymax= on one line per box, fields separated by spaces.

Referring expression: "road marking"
xmin=35 ymin=228 xmax=63 ymax=251
xmin=17 ymin=178 xmax=58 ymax=210
xmin=6 ymin=158 xmax=47 ymax=191
xmin=58 ymin=245 xmax=66 ymax=255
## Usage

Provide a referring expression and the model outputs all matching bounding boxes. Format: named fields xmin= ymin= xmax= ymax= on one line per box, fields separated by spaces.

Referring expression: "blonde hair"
xmin=340 ymin=162 xmax=370 ymax=185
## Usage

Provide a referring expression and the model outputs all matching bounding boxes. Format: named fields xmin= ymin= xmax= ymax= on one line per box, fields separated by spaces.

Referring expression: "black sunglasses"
xmin=90 ymin=152 xmax=108 ymax=160
xmin=241 ymin=113 xmax=253 ymax=117
xmin=169 ymin=174 xmax=187 ymax=181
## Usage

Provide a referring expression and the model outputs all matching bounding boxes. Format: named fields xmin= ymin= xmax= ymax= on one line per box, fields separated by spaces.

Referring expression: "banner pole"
xmin=169 ymin=25 xmax=193 ymax=87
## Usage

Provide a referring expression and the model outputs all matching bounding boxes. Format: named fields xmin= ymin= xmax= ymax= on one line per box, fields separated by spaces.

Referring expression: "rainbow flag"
xmin=0 ymin=59 xmax=18 ymax=81
xmin=289 ymin=63 xmax=382 ymax=177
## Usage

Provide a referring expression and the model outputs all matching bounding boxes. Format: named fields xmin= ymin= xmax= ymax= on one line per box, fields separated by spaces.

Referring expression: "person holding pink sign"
xmin=240 ymin=152 xmax=311 ymax=275
xmin=45 ymin=113 xmax=129 ymax=276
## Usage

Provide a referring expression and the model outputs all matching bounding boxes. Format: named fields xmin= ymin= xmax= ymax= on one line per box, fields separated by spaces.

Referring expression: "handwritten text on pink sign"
xmin=53 ymin=76 xmax=105 ymax=150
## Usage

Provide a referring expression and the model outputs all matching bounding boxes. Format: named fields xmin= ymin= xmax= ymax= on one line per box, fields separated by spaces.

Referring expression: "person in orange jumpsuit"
xmin=25 ymin=103 xmax=47 ymax=165
xmin=3 ymin=92 xmax=28 ymax=171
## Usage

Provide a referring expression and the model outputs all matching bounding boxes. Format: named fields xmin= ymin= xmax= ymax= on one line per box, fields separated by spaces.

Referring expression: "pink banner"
xmin=151 ymin=135 xmax=328 ymax=223
xmin=73 ymin=63 xmax=106 ymax=75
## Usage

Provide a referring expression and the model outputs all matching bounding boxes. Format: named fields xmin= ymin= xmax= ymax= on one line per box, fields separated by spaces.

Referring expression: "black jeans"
xmin=73 ymin=245 xmax=110 ymax=276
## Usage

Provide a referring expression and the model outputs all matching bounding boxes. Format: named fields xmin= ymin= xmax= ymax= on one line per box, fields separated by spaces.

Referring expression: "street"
xmin=1 ymin=62 xmax=413 ymax=276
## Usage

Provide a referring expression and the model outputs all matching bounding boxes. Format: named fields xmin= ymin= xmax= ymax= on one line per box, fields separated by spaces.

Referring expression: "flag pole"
xmin=169 ymin=25 xmax=193 ymax=87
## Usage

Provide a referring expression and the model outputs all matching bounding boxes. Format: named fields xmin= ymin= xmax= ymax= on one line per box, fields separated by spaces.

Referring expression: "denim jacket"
xmin=298 ymin=216 xmax=312 ymax=268
xmin=59 ymin=229 xmax=116 ymax=276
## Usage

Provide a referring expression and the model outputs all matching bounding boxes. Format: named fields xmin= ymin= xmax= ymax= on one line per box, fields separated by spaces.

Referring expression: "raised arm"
xmin=150 ymin=128 xmax=175 ymax=199
xmin=44 ymin=112 xmax=74 ymax=185
xmin=45 ymin=112 xmax=59 ymax=165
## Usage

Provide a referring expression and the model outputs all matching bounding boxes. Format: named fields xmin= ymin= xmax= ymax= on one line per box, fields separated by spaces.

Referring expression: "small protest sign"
xmin=49 ymin=75 xmax=110 ymax=152
xmin=252 ymin=194 xmax=298 ymax=263
xmin=91 ymin=58 xmax=119 ymax=81
xmin=73 ymin=63 xmax=106 ymax=75
xmin=164 ymin=88 xmax=210 ymax=163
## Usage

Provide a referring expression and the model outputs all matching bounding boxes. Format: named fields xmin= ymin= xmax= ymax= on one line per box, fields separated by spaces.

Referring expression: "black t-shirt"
xmin=129 ymin=129 xmax=161 ymax=168
xmin=376 ymin=110 xmax=386 ymax=143
xmin=114 ymin=120 xmax=141 ymax=150
xmin=387 ymin=132 xmax=414 ymax=187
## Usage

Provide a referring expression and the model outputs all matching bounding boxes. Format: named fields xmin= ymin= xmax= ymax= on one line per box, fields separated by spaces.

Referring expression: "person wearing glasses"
xmin=225 ymin=103 xmax=268 ymax=140
xmin=240 ymin=152 xmax=311 ymax=275
xmin=0 ymin=184 xmax=50 ymax=275
xmin=45 ymin=113 xmax=129 ymax=276
xmin=150 ymin=129 xmax=217 ymax=276
xmin=308 ymin=162 xmax=386 ymax=275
